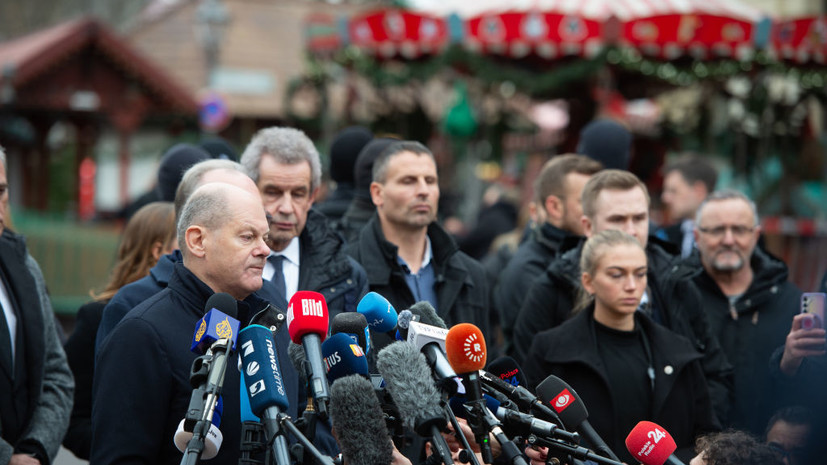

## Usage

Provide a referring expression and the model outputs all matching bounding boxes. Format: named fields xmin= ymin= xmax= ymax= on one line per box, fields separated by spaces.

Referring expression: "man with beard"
xmin=684 ymin=189 xmax=800 ymax=435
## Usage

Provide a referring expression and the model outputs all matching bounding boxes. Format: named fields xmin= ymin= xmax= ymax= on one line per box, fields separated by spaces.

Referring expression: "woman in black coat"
xmin=62 ymin=202 xmax=177 ymax=459
xmin=523 ymin=230 xmax=718 ymax=464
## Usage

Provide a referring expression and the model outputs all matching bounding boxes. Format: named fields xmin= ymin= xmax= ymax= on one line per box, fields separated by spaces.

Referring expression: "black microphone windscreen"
xmin=288 ymin=341 xmax=307 ymax=387
xmin=205 ymin=292 xmax=238 ymax=320
xmin=331 ymin=312 xmax=369 ymax=352
xmin=408 ymin=301 xmax=446 ymax=329
xmin=487 ymin=356 xmax=528 ymax=388
xmin=376 ymin=341 xmax=444 ymax=432
xmin=330 ymin=374 xmax=394 ymax=465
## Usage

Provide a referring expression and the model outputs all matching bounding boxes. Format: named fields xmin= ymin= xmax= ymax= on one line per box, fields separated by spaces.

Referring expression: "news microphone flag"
xmin=625 ymin=421 xmax=683 ymax=465
xmin=191 ymin=292 xmax=240 ymax=354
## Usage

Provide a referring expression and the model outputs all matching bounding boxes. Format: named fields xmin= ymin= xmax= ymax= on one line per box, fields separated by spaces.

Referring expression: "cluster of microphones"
xmin=175 ymin=291 xmax=688 ymax=465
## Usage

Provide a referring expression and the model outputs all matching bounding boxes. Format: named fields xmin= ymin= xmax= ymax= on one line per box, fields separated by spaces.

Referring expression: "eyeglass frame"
xmin=696 ymin=224 xmax=757 ymax=238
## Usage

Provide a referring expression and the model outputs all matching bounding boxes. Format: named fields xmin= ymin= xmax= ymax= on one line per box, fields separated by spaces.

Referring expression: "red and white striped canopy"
xmin=409 ymin=0 xmax=767 ymax=22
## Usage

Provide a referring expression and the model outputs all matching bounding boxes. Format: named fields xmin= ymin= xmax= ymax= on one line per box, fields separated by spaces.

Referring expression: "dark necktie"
xmin=0 ymin=299 xmax=12 ymax=373
xmin=268 ymin=255 xmax=286 ymax=300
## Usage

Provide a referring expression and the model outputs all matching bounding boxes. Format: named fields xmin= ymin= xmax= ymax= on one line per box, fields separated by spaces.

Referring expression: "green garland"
xmin=318 ymin=44 xmax=609 ymax=96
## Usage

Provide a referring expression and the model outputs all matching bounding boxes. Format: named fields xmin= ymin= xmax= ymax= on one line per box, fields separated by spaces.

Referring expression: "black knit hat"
xmin=155 ymin=143 xmax=211 ymax=202
xmin=199 ymin=136 xmax=238 ymax=162
xmin=329 ymin=126 xmax=373 ymax=184
xmin=353 ymin=138 xmax=398 ymax=199
xmin=576 ymin=119 xmax=632 ymax=170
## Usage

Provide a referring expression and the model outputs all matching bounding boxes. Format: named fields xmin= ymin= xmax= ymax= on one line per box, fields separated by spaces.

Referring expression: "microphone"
xmin=408 ymin=301 xmax=447 ymax=329
xmin=287 ymin=290 xmax=331 ymax=419
xmin=407 ymin=320 xmax=457 ymax=388
xmin=376 ymin=341 xmax=455 ymax=465
xmin=174 ymin=397 xmax=223 ymax=460
xmin=238 ymin=324 xmax=292 ymax=465
xmin=181 ymin=293 xmax=239 ymax=464
xmin=322 ymin=332 xmax=369 ymax=385
xmin=357 ymin=291 xmax=398 ymax=334
xmin=536 ymin=375 xmax=620 ymax=462
xmin=478 ymin=359 xmax=563 ymax=425
xmin=625 ymin=421 xmax=685 ymax=465
xmin=329 ymin=374 xmax=395 ymax=465
xmin=487 ymin=356 xmax=527 ymax=387
xmin=445 ymin=323 xmax=494 ymax=463
xmin=395 ymin=309 xmax=414 ymax=340
xmin=330 ymin=311 xmax=371 ymax=354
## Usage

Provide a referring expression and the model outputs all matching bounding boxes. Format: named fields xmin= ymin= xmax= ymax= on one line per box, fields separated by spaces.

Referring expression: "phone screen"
xmin=801 ymin=293 xmax=826 ymax=330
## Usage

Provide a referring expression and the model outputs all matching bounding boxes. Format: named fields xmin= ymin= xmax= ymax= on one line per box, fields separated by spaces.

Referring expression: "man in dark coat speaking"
xmin=92 ymin=182 xmax=272 ymax=465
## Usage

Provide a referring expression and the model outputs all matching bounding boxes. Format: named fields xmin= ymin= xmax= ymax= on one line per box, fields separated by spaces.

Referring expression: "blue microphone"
xmin=357 ymin=292 xmax=398 ymax=334
xmin=322 ymin=333 xmax=369 ymax=385
xmin=238 ymin=324 xmax=291 ymax=465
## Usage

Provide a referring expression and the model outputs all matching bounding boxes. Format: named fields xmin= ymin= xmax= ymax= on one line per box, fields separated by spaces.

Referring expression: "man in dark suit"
xmin=0 ymin=147 xmax=73 ymax=465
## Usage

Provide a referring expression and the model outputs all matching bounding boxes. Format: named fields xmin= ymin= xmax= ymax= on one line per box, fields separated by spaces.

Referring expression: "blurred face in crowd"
xmin=694 ymin=198 xmax=760 ymax=274
xmin=371 ymin=151 xmax=439 ymax=231
xmin=583 ymin=187 xmax=650 ymax=248
xmin=558 ymin=172 xmax=592 ymax=235
xmin=582 ymin=243 xmax=647 ymax=327
xmin=256 ymin=154 xmax=316 ymax=252
xmin=662 ymin=170 xmax=704 ymax=222
xmin=766 ymin=420 xmax=810 ymax=465
xmin=0 ymin=161 xmax=7 ymax=235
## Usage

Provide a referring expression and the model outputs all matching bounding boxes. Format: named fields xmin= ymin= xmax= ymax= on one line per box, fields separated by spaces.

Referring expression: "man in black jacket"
xmin=92 ymin=183 xmax=272 ymax=464
xmin=495 ymin=154 xmax=602 ymax=355
xmin=240 ymin=127 xmax=368 ymax=316
xmin=346 ymin=140 xmax=491 ymax=344
xmin=687 ymin=189 xmax=800 ymax=435
xmin=512 ymin=170 xmax=733 ymax=424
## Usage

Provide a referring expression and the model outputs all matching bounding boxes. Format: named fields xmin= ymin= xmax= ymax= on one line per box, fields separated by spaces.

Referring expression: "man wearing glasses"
xmin=688 ymin=189 xmax=800 ymax=436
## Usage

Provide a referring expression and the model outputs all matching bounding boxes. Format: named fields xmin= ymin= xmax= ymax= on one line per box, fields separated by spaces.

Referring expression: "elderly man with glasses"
xmin=680 ymin=189 xmax=801 ymax=437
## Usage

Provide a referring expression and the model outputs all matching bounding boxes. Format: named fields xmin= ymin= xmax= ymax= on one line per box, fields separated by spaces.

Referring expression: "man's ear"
xmin=185 ymin=225 xmax=207 ymax=258
xmin=308 ymin=187 xmax=319 ymax=206
xmin=544 ymin=195 xmax=563 ymax=222
xmin=582 ymin=215 xmax=594 ymax=238
xmin=369 ymin=182 xmax=383 ymax=208
xmin=691 ymin=181 xmax=708 ymax=203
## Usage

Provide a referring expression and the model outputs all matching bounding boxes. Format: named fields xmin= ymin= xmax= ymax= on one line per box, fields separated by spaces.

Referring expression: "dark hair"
xmin=766 ymin=405 xmax=813 ymax=434
xmin=696 ymin=430 xmax=783 ymax=465
xmin=664 ymin=155 xmax=718 ymax=194
xmin=371 ymin=140 xmax=435 ymax=184
xmin=533 ymin=154 xmax=603 ymax=205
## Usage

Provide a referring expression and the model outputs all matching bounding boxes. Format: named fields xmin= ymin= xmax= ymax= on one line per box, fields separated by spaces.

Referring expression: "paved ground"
xmin=55 ymin=446 xmax=87 ymax=464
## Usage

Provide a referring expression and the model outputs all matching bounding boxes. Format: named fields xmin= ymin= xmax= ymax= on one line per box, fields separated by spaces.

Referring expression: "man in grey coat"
xmin=0 ymin=146 xmax=73 ymax=465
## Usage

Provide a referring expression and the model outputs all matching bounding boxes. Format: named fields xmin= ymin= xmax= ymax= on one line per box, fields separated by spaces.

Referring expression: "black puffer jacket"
xmin=296 ymin=210 xmax=368 ymax=318
xmin=513 ymin=237 xmax=733 ymax=424
xmin=494 ymin=222 xmax=574 ymax=355
xmin=681 ymin=246 xmax=800 ymax=434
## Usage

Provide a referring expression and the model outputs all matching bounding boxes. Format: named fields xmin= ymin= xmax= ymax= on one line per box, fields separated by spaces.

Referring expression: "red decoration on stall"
xmin=348 ymin=9 xmax=449 ymax=58
xmin=771 ymin=17 xmax=827 ymax=63
xmin=465 ymin=11 xmax=605 ymax=58
xmin=622 ymin=14 xmax=755 ymax=59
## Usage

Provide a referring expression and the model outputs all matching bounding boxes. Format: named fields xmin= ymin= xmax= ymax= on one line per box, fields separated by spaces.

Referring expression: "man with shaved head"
xmin=92 ymin=183 xmax=273 ymax=465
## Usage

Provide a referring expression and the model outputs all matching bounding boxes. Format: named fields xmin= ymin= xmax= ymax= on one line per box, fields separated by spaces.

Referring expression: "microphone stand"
xmin=526 ymin=435 xmax=623 ymax=465
xmin=469 ymin=406 xmax=528 ymax=465
xmin=441 ymin=401 xmax=482 ymax=465
xmin=274 ymin=413 xmax=335 ymax=465
xmin=181 ymin=338 xmax=233 ymax=465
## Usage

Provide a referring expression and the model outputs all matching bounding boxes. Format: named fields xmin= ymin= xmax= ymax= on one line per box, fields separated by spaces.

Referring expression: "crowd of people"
xmin=0 ymin=119 xmax=824 ymax=465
